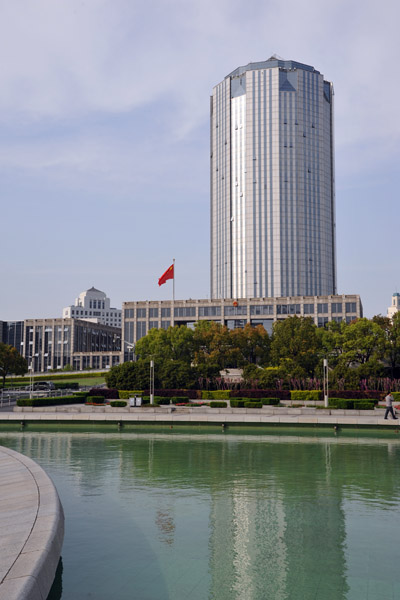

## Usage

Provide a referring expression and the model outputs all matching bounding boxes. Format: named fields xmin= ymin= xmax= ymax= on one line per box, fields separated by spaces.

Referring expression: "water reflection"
xmin=1 ymin=429 xmax=400 ymax=600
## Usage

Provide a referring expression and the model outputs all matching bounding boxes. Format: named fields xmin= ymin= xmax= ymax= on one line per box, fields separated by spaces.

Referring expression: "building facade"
xmin=387 ymin=293 xmax=400 ymax=319
xmin=63 ymin=287 xmax=122 ymax=328
xmin=122 ymin=294 xmax=362 ymax=359
xmin=0 ymin=320 xmax=24 ymax=352
xmin=21 ymin=318 xmax=121 ymax=373
xmin=210 ymin=57 xmax=336 ymax=299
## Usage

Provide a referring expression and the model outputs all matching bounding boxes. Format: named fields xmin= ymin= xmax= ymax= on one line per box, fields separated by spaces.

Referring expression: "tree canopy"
xmin=0 ymin=343 xmax=28 ymax=388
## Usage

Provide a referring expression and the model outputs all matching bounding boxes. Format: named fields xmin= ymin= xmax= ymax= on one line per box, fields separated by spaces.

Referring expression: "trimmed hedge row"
xmin=202 ymin=391 xmax=230 ymax=400
xmin=230 ymin=397 xmax=280 ymax=407
xmin=88 ymin=388 xmax=118 ymax=400
xmin=209 ymin=401 xmax=228 ymax=408
xmin=17 ymin=395 xmax=86 ymax=407
xmin=230 ymin=389 xmax=291 ymax=400
xmin=329 ymin=390 xmax=382 ymax=400
xmin=110 ymin=401 xmax=127 ymax=407
xmin=118 ymin=390 xmax=144 ymax=399
xmin=328 ymin=398 xmax=376 ymax=410
xmin=86 ymin=396 xmax=105 ymax=405
xmin=290 ymin=390 xmax=322 ymax=401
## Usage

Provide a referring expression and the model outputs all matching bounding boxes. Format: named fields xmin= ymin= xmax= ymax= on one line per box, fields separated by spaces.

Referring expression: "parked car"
xmin=32 ymin=381 xmax=55 ymax=391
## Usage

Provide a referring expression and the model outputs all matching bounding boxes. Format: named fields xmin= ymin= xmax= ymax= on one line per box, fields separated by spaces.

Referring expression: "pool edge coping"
xmin=0 ymin=445 xmax=64 ymax=600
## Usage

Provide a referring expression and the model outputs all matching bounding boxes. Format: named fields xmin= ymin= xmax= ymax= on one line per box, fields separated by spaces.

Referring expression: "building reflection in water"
xmin=2 ymin=430 xmax=400 ymax=600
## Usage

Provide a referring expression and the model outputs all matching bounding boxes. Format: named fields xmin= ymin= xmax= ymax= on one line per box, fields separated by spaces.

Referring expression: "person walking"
xmin=384 ymin=392 xmax=398 ymax=420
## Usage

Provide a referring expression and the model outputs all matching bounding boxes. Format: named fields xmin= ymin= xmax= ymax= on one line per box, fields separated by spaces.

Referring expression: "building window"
xmin=161 ymin=308 xmax=171 ymax=318
xmin=331 ymin=303 xmax=342 ymax=314
xmin=303 ymin=304 xmax=314 ymax=314
xmin=149 ymin=321 xmax=158 ymax=330
xmin=137 ymin=308 xmax=146 ymax=318
xmin=124 ymin=309 xmax=134 ymax=318
xmin=224 ymin=306 xmax=247 ymax=316
xmin=345 ymin=302 xmax=357 ymax=313
xmin=317 ymin=303 xmax=328 ymax=314
xmin=174 ymin=307 xmax=196 ymax=317
xmin=226 ymin=319 xmax=247 ymax=329
xmin=149 ymin=308 xmax=159 ymax=318
xmin=250 ymin=305 xmax=273 ymax=315
xmin=161 ymin=321 xmax=170 ymax=330
xmin=199 ymin=306 xmax=221 ymax=317
xmin=276 ymin=305 xmax=288 ymax=315
xmin=137 ymin=321 xmax=147 ymax=340
xmin=317 ymin=317 xmax=329 ymax=327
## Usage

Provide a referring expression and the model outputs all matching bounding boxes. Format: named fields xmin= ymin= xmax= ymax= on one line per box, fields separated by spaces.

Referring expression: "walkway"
xmin=0 ymin=446 xmax=64 ymax=600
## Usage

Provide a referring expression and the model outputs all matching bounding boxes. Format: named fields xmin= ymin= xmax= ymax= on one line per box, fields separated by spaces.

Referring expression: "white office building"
xmin=210 ymin=56 xmax=336 ymax=299
xmin=387 ymin=293 xmax=400 ymax=319
xmin=63 ymin=287 xmax=122 ymax=328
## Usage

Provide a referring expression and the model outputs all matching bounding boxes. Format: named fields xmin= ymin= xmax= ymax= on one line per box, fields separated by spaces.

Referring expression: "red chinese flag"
xmin=158 ymin=263 xmax=174 ymax=286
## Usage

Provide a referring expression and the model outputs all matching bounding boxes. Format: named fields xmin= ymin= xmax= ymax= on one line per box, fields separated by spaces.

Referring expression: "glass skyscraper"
xmin=210 ymin=57 xmax=336 ymax=299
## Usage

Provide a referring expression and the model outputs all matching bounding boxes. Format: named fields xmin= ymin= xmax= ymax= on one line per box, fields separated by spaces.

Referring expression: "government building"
xmin=122 ymin=295 xmax=362 ymax=358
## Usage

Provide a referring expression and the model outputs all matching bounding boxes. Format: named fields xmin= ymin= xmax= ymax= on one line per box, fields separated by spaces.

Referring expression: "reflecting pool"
xmin=1 ymin=427 xmax=400 ymax=600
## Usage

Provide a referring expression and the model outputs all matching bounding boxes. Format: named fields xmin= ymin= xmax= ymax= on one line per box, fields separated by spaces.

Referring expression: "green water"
xmin=1 ymin=427 xmax=400 ymax=600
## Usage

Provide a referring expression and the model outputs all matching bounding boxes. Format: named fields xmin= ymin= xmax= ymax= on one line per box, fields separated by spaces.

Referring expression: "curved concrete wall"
xmin=0 ymin=446 xmax=64 ymax=600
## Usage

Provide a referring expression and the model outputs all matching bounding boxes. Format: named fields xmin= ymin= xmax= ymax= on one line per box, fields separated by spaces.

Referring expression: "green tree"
xmin=135 ymin=326 xmax=194 ymax=364
xmin=0 ymin=343 xmax=28 ymax=388
xmin=270 ymin=316 xmax=322 ymax=377
xmin=339 ymin=318 xmax=385 ymax=369
xmin=105 ymin=360 xmax=159 ymax=390
xmin=372 ymin=313 xmax=400 ymax=377
xmin=229 ymin=324 xmax=270 ymax=367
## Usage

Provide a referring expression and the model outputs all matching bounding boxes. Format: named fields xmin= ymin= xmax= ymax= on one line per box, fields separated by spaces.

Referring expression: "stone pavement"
xmin=2 ymin=405 xmax=400 ymax=428
xmin=0 ymin=446 xmax=64 ymax=600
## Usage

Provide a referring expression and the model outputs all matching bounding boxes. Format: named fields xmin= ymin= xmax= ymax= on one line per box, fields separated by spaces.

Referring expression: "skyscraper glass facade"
xmin=210 ymin=57 xmax=336 ymax=299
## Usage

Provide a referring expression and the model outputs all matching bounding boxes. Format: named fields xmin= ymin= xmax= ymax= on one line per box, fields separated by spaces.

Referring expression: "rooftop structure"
xmin=63 ymin=287 xmax=122 ymax=328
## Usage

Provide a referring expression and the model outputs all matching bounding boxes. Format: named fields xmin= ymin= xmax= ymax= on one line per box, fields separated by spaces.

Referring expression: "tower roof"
xmin=227 ymin=58 xmax=320 ymax=80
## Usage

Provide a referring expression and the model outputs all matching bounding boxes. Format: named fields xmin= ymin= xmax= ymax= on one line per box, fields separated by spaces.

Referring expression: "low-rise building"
xmin=122 ymin=294 xmax=362 ymax=360
xmin=21 ymin=318 xmax=121 ymax=373
xmin=63 ymin=287 xmax=122 ymax=328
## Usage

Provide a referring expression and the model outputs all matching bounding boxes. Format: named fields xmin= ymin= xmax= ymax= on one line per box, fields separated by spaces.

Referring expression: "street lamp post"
xmin=150 ymin=360 xmax=154 ymax=405
xmin=323 ymin=358 xmax=329 ymax=408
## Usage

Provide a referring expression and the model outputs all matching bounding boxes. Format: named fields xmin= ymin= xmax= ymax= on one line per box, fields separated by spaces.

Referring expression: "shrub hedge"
xmin=290 ymin=390 xmax=322 ymax=401
xmin=230 ymin=399 xmax=246 ymax=408
xmin=202 ymin=391 xmax=230 ymax=400
xmin=209 ymin=401 xmax=228 ymax=408
xmin=260 ymin=398 xmax=280 ymax=406
xmin=154 ymin=397 xmax=171 ymax=405
xmin=86 ymin=396 xmax=105 ymax=405
xmin=328 ymin=398 xmax=375 ymax=410
xmin=231 ymin=389 xmax=291 ymax=400
xmin=329 ymin=390 xmax=381 ymax=400
xmin=118 ymin=390 xmax=144 ymax=399
xmin=88 ymin=388 xmax=118 ymax=399
xmin=17 ymin=395 xmax=86 ymax=407
xmin=170 ymin=396 xmax=190 ymax=404
xmin=244 ymin=402 xmax=263 ymax=409
xmin=154 ymin=389 xmax=199 ymax=399
xmin=109 ymin=401 xmax=127 ymax=407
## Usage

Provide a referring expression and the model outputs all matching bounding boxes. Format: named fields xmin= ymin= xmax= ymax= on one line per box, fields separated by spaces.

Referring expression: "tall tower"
xmin=210 ymin=57 xmax=336 ymax=299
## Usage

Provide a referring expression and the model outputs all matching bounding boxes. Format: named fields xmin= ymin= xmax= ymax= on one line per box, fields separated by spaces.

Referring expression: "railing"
xmin=0 ymin=387 xmax=87 ymax=408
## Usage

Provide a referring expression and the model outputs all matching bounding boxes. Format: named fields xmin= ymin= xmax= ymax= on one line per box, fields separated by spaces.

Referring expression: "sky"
xmin=1 ymin=0 xmax=399 ymax=320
